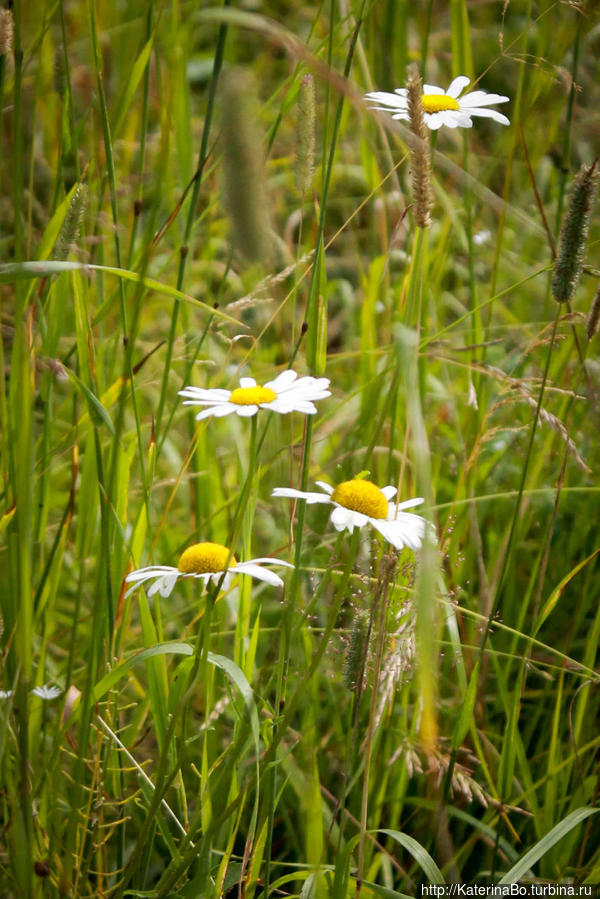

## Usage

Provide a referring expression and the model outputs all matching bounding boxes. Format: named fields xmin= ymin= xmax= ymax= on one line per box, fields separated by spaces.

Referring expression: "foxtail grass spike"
xmin=54 ymin=46 xmax=66 ymax=98
xmin=53 ymin=183 xmax=88 ymax=260
xmin=295 ymin=73 xmax=315 ymax=195
xmin=343 ymin=610 xmax=369 ymax=691
xmin=406 ymin=64 xmax=432 ymax=229
xmin=0 ymin=9 xmax=13 ymax=57
xmin=220 ymin=69 xmax=272 ymax=266
xmin=586 ymin=282 xmax=600 ymax=340
xmin=552 ymin=160 xmax=599 ymax=304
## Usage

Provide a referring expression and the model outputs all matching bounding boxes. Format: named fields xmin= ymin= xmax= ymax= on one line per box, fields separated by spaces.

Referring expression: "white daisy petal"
xmin=267 ymin=400 xmax=317 ymax=415
xmin=314 ymin=481 xmax=334 ymax=495
xmin=32 ymin=684 xmax=62 ymax=701
xmin=458 ymin=91 xmax=509 ymax=108
xmin=393 ymin=497 xmax=425 ymax=511
xmin=468 ymin=107 xmax=510 ymax=125
xmin=426 ymin=114 xmax=445 ymax=130
xmin=236 ymin=564 xmax=284 ymax=587
xmin=422 ymin=83 xmax=445 ymax=95
xmin=148 ymin=577 xmax=168 ymax=598
xmin=272 ymin=487 xmax=332 ymax=504
xmin=0 ymin=690 xmax=13 ymax=699
xmin=455 ymin=114 xmax=474 ymax=127
xmin=163 ymin=573 xmax=180 ymax=597
xmin=365 ymin=90 xmax=408 ymax=109
xmin=234 ymin=405 xmax=259 ymax=417
xmin=372 ymin=516 xmax=424 ymax=551
xmin=178 ymin=387 xmax=230 ymax=402
xmin=213 ymin=571 xmax=233 ymax=590
xmin=243 ymin=557 xmax=294 ymax=569
xmin=264 ymin=369 xmax=298 ymax=392
xmin=180 ymin=572 xmax=211 ymax=584
xmin=125 ymin=566 xmax=174 ymax=583
xmin=194 ymin=405 xmax=233 ymax=421
xmin=330 ymin=505 xmax=356 ymax=532
xmin=446 ymin=75 xmax=471 ymax=97
xmin=351 ymin=510 xmax=370 ymax=528
xmin=381 ymin=485 xmax=397 ymax=501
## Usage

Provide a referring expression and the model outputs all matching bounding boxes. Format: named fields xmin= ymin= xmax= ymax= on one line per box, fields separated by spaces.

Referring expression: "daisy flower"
xmin=125 ymin=541 xmax=293 ymax=599
xmin=179 ymin=369 xmax=331 ymax=421
xmin=0 ymin=690 xmax=13 ymax=700
xmin=365 ymin=75 xmax=509 ymax=130
xmin=272 ymin=479 xmax=429 ymax=551
xmin=31 ymin=684 xmax=62 ymax=701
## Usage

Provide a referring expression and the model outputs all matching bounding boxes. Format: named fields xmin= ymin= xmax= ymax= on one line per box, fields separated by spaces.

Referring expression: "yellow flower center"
xmin=229 ymin=385 xmax=277 ymax=406
xmin=422 ymin=94 xmax=460 ymax=114
xmin=178 ymin=542 xmax=237 ymax=574
xmin=330 ymin=480 xmax=389 ymax=520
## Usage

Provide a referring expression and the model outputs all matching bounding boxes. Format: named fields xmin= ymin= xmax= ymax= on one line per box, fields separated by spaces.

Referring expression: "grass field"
xmin=1 ymin=1 xmax=599 ymax=896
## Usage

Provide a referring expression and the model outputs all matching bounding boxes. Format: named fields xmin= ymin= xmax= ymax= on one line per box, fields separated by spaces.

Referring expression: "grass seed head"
xmin=53 ymin=183 xmax=88 ymax=260
xmin=54 ymin=47 xmax=66 ymax=98
xmin=295 ymin=73 xmax=315 ymax=195
xmin=552 ymin=161 xmax=599 ymax=304
xmin=343 ymin=610 xmax=370 ymax=691
xmin=221 ymin=68 xmax=272 ymax=266
xmin=586 ymin=282 xmax=600 ymax=340
xmin=406 ymin=64 xmax=432 ymax=229
xmin=0 ymin=9 xmax=13 ymax=57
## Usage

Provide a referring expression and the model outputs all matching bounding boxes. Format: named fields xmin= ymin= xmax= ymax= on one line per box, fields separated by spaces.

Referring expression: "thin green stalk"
xmin=276 ymin=0 xmax=369 ymax=714
xmin=154 ymin=4 xmax=229 ymax=441
xmin=160 ymin=529 xmax=362 ymax=898
xmin=443 ymin=304 xmax=562 ymax=810
xmin=7 ymin=4 xmax=34 ymax=892
xmin=355 ymin=554 xmax=396 ymax=898
xmin=126 ymin=2 xmax=154 ymax=269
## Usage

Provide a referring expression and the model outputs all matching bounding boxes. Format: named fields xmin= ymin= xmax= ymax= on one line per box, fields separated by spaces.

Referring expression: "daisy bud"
xmin=220 ymin=69 xmax=272 ymax=266
xmin=586 ymin=282 xmax=600 ymax=340
xmin=295 ymin=73 xmax=315 ymax=195
xmin=0 ymin=9 xmax=13 ymax=57
xmin=53 ymin=183 xmax=88 ymax=260
xmin=552 ymin=161 xmax=599 ymax=304
xmin=343 ymin=611 xmax=369 ymax=691
xmin=406 ymin=64 xmax=432 ymax=229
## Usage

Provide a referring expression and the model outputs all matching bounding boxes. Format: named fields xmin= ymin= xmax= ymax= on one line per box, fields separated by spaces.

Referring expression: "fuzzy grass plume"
xmin=295 ymin=73 xmax=316 ymax=195
xmin=220 ymin=68 xmax=272 ymax=266
xmin=406 ymin=64 xmax=433 ymax=229
xmin=0 ymin=9 xmax=13 ymax=57
xmin=343 ymin=610 xmax=370 ymax=691
xmin=586 ymin=282 xmax=600 ymax=340
xmin=53 ymin=183 xmax=88 ymax=260
xmin=552 ymin=160 xmax=599 ymax=304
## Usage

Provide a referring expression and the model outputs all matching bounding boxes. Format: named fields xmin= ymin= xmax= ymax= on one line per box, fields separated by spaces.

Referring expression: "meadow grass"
xmin=1 ymin=1 xmax=600 ymax=896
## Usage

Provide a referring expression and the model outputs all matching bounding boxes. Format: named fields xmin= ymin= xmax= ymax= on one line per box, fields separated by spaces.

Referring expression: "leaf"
xmin=0 ymin=503 xmax=16 ymax=536
xmin=0 ymin=261 xmax=240 ymax=324
xmin=378 ymin=830 xmax=445 ymax=884
xmin=36 ymin=182 xmax=80 ymax=261
xmin=537 ymin=549 xmax=600 ymax=631
xmin=67 ymin=642 xmax=260 ymax=761
xmin=498 ymin=807 xmax=600 ymax=883
xmin=63 ymin=368 xmax=115 ymax=435
xmin=113 ymin=36 xmax=154 ymax=137
xmin=451 ymin=658 xmax=480 ymax=749
xmin=210 ymin=652 xmax=260 ymax=750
